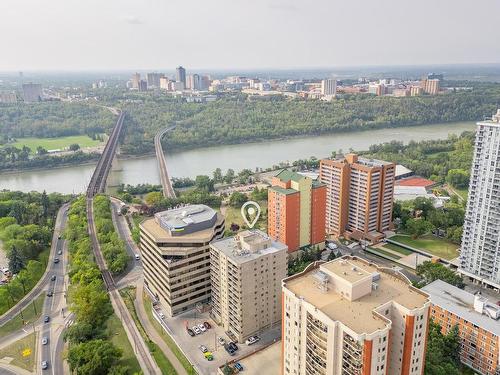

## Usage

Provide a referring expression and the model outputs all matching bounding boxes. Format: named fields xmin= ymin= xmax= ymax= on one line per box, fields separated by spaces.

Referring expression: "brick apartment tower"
xmin=268 ymin=170 xmax=326 ymax=252
xmin=319 ymin=154 xmax=395 ymax=243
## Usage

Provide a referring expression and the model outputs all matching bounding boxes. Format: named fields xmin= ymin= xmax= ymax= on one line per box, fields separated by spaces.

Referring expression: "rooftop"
xmin=284 ymin=257 xmax=429 ymax=334
xmin=356 ymin=156 xmax=393 ymax=168
xmin=396 ymin=176 xmax=436 ymax=188
xmin=210 ymin=229 xmax=287 ymax=264
xmin=422 ymin=280 xmax=500 ymax=336
xmin=274 ymin=169 xmax=306 ymax=183
xmin=268 ymin=186 xmax=298 ymax=195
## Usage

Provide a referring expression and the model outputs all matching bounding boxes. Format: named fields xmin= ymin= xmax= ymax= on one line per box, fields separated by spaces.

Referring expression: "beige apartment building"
xmin=210 ymin=230 xmax=288 ymax=343
xmin=320 ymin=154 xmax=395 ymax=243
xmin=140 ymin=204 xmax=225 ymax=316
xmin=282 ymin=256 xmax=430 ymax=375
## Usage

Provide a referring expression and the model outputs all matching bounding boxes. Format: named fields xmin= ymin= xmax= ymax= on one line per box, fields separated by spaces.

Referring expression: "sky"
xmin=1 ymin=0 xmax=499 ymax=71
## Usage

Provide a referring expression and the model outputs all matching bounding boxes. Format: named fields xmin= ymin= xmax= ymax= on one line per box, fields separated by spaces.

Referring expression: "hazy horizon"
xmin=1 ymin=0 xmax=499 ymax=71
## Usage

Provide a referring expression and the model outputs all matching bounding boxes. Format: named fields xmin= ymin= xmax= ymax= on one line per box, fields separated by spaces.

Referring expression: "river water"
xmin=0 ymin=121 xmax=475 ymax=194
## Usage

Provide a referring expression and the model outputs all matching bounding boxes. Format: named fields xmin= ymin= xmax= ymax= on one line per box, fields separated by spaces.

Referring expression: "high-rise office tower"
xmin=146 ymin=72 xmax=164 ymax=88
xmin=176 ymin=66 xmax=186 ymax=87
xmin=459 ymin=110 xmax=500 ymax=289
xmin=210 ymin=230 xmax=287 ymax=343
xmin=282 ymin=256 xmax=430 ymax=375
xmin=268 ymin=170 xmax=326 ymax=252
xmin=319 ymin=154 xmax=395 ymax=243
xmin=186 ymin=74 xmax=200 ymax=90
xmin=22 ymin=83 xmax=42 ymax=102
xmin=321 ymin=78 xmax=337 ymax=96
xmin=139 ymin=205 xmax=225 ymax=316
xmin=138 ymin=79 xmax=148 ymax=92
xmin=131 ymin=72 xmax=141 ymax=89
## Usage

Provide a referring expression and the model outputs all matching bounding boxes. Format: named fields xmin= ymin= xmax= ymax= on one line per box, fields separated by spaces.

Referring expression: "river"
xmin=0 ymin=121 xmax=475 ymax=194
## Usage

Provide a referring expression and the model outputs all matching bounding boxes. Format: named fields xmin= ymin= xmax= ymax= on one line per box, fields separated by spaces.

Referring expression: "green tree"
xmin=229 ymin=191 xmax=248 ymax=208
xmin=224 ymin=169 xmax=235 ymax=184
xmin=36 ymin=146 xmax=48 ymax=155
xmin=424 ymin=321 xmax=461 ymax=375
xmin=67 ymin=339 xmax=122 ymax=375
xmin=406 ymin=218 xmax=434 ymax=239
xmin=213 ymin=168 xmax=223 ymax=183
xmin=195 ymin=175 xmax=215 ymax=192
xmin=416 ymin=261 xmax=464 ymax=289
xmin=7 ymin=245 xmax=25 ymax=273
xmin=69 ymin=143 xmax=81 ymax=151
xmin=446 ymin=169 xmax=469 ymax=189
xmin=144 ymin=191 xmax=163 ymax=206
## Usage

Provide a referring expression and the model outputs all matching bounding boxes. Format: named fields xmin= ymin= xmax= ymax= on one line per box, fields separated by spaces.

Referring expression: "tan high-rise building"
xmin=422 ymin=280 xmax=500 ymax=375
xmin=282 ymin=256 xmax=430 ymax=375
xmin=421 ymin=78 xmax=440 ymax=95
xmin=131 ymin=72 xmax=141 ymax=89
xmin=210 ymin=230 xmax=287 ymax=343
xmin=319 ymin=154 xmax=395 ymax=243
xmin=140 ymin=204 xmax=225 ymax=316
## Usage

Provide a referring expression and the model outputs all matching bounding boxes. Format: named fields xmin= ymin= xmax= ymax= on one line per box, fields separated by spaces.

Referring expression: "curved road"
xmin=154 ymin=127 xmax=177 ymax=199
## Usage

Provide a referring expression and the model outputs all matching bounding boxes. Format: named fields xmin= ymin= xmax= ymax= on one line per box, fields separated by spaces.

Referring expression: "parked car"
xmin=57 ymin=235 xmax=61 ymax=239
xmin=41 ymin=361 xmax=49 ymax=370
xmin=217 ymin=337 xmax=226 ymax=346
xmin=224 ymin=344 xmax=235 ymax=356
xmin=234 ymin=363 xmax=244 ymax=371
xmin=46 ymin=291 xmax=53 ymax=297
xmin=187 ymin=328 xmax=195 ymax=337
xmin=203 ymin=321 xmax=211 ymax=329
xmin=51 ymin=275 xmax=56 ymax=281
xmin=198 ymin=323 xmax=207 ymax=332
xmin=43 ymin=316 xmax=50 ymax=323
xmin=135 ymin=254 xmax=140 ymax=260
xmin=199 ymin=345 xmax=208 ymax=353
xmin=245 ymin=335 xmax=261 ymax=345
xmin=204 ymin=352 xmax=213 ymax=361
xmin=41 ymin=337 xmax=48 ymax=345
xmin=53 ymin=258 xmax=60 ymax=264
xmin=192 ymin=326 xmax=201 ymax=335
xmin=229 ymin=342 xmax=238 ymax=351
xmin=57 ymin=250 xmax=62 ymax=255
xmin=158 ymin=312 xmax=165 ymax=319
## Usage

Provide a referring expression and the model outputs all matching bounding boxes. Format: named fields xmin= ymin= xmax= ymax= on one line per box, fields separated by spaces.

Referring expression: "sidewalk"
xmin=135 ymin=280 xmax=188 ymax=375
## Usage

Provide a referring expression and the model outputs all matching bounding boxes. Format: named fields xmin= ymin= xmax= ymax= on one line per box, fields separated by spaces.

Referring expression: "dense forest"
xmin=122 ymin=85 xmax=500 ymax=154
xmin=0 ymin=190 xmax=68 ymax=314
xmin=0 ymin=102 xmax=116 ymax=140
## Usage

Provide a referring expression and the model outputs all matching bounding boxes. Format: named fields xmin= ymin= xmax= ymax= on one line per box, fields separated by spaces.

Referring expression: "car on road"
xmin=43 ymin=316 xmax=50 ymax=323
xmin=158 ymin=312 xmax=165 ymax=319
xmin=234 ymin=363 xmax=243 ymax=371
xmin=54 ymin=258 xmax=60 ymax=264
xmin=51 ymin=275 xmax=56 ymax=281
xmin=41 ymin=360 xmax=49 ymax=370
xmin=218 ymin=337 xmax=226 ymax=346
xmin=192 ymin=326 xmax=201 ymax=335
xmin=224 ymin=344 xmax=236 ymax=356
xmin=198 ymin=323 xmax=206 ymax=332
xmin=41 ymin=337 xmax=48 ymax=345
xmin=57 ymin=235 xmax=61 ymax=239
xmin=245 ymin=335 xmax=261 ymax=345
xmin=203 ymin=321 xmax=211 ymax=329
xmin=204 ymin=352 xmax=213 ymax=361
xmin=199 ymin=345 xmax=208 ymax=353
xmin=46 ymin=291 xmax=53 ymax=297
xmin=57 ymin=250 xmax=62 ymax=255
xmin=134 ymin=254 xmax=140 ymax=260
xmin=228 ymin=342 xmax=238 ymax=351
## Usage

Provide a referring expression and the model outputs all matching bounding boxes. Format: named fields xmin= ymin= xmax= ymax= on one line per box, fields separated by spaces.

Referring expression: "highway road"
xmin=86 ymin=111 xmax=160 ymax=374
xmin=154 ymin=127 xmax=177 ymax=199
xmin=0 ymin=204 xmax=69 ymax=327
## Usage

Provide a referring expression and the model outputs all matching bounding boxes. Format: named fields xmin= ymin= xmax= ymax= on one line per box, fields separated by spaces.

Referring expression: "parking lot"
xmin=151 ymin=306 xmax=281 ymax=375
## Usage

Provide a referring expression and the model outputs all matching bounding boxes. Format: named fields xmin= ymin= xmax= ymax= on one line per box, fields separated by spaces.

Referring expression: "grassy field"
xmin=11 ymin=135 xmax=102 ymax=152
xmin=368 ymin=247 xmax=402 ymax=260
xmin=455 ymin=188 xmax=468 ymax=201
xmin=0 ymin=294 xmax=45 ymax=336
xmin=142 ymin=293 xmax=196 ymax=374
xmin=382 ymin=242 xmax=413 ymax=256
xmin=0 ymin=332 xmax=36 ymax=371
xmin=120 ymin=287 xmax=177 ymax=375
xmin=390 ymin=234 xmax=459 ymax=260
xmin=106 ymin=313 xmax=141 ymax=374
xmin=223 ymin=200 xmax=268 ymax=232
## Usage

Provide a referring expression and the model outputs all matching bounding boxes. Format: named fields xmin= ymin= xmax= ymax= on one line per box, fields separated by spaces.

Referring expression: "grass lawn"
xmin=119 ymin=287 xmax=177 ymax=375
xmin=455 ymin=188 xmax=468 ymax=201
xmin=390 ymin=234 xmax=459 ymax=260
xmin=11 ymin=135 xmax=102 ymax=152
xmin=106 ymin=313 xmax=141 ymax=374
xmin=382 ymin=242 xmax=413 ymax=256
xmin=367 ymin=247 xmax=402 ymax=260
xmin=0 ymin=294 xmax=45 ymax=336
xmin=0 ymin=332 xmax=36 ymax=371
xmin=223 ymin=200 xmax=267 ymax=233
xmin=142 ymin=293 xmax=196 ymax=374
